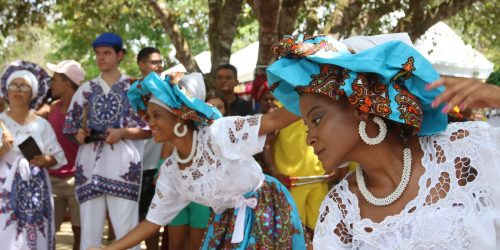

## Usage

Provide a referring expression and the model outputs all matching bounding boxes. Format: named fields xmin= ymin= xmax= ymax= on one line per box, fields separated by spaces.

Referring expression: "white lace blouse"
xmin=314 ymin=121 xmax=500 ymax=249
xmin=146 ymin=115 xmax=266 ymax=226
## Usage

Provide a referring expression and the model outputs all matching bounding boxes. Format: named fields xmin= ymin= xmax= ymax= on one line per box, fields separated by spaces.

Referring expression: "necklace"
xmin=174 ymin=130 xmax=198 ymax=164
xmin=356 ymin=147 xmax=412 ymax=206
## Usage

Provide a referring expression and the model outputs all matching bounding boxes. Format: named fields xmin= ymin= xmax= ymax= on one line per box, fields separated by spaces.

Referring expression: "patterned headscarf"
xmin=127 ymin=72 xmax=222 ymax=126
xmin=267 ymin=34 xmax=447 ymax=136
xmin=0 ymin=60 xmax=50 ymax=109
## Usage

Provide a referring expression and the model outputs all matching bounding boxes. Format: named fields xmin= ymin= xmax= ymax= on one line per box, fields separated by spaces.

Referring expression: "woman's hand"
xmin=86 ymin=247 xmax=104 ymax=250
xmin=427 ymin=77 xmax=500 ymax=113
xmin=0 ymin=128 xmax=14 ymax=157
xmin=30 ymin=155 xmax=57 ymax=168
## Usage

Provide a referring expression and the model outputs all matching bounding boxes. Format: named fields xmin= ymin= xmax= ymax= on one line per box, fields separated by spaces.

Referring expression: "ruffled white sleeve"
xmin=146 ymin=158 xmax=191 ymax=226
xmin=209 ymin=115 xmax=266 ymax=160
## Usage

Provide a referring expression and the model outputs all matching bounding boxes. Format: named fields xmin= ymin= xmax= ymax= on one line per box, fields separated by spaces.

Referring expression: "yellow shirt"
xmin=272 ymin=120 xmax=325 ymax=177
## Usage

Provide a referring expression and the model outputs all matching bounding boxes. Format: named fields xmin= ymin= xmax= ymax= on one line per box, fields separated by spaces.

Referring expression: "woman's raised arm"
xmin=259 ymin=107 xmax=300 ymax=136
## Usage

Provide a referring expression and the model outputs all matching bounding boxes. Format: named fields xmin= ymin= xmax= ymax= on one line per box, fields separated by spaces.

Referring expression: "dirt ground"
xmin=55 ymin=221 xmax=151 ymax=250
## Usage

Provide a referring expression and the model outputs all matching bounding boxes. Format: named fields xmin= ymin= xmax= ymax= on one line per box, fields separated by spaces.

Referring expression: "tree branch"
xmin=393 ymin=0 xmax=485 ymax=40
xmin=303 ymin=0 xmax=324 ymax=35
xmin=147 ymin=0 xmax=200 ymax=72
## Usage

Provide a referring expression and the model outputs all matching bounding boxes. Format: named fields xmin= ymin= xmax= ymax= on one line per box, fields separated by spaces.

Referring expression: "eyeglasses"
xmin=144 ymin=60 xmax=164 ymax=67
xmin=8 ymin=84 xmax=32 ymax=92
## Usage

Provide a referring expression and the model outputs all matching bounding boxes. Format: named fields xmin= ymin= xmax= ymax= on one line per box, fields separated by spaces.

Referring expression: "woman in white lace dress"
xmin=267 ymin=34 xmax=500 ymax=249
xmin=89 ymin=72 xmax=309 ymax=250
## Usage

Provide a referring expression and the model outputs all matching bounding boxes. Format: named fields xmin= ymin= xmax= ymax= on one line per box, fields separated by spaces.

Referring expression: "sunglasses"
xmin=144 ymin=60 xmax=165 ymax=67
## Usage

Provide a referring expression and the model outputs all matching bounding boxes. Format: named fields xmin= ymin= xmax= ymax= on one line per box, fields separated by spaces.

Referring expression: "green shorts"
xmin=169 ymin=202 xmax=211 ymax=229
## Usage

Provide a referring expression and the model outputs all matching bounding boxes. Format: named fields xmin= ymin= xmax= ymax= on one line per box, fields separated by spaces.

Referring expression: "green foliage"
xmin=47 ymin=0 xmax=166 ymax=78
xmin=232 ymin=3 xmax=259 ymax=51
xmin=0 ymin=0 xmax=498 ymax=78
xmin=486 ymin=70 xmax=500 ymax=86
xmin=0 ymin=27 xmax=53 ymax=72
xmin=47 ymin=0 xmax=213 ymax=79
xmin=447 ymin=0 xmax=500 ymax=70
xmin=0 ymin=0 xmax=51 ymax=37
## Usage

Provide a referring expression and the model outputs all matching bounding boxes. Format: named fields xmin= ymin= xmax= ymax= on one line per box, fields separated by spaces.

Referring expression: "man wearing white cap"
xmin=46 ymin=60 xmax=85 ymax=250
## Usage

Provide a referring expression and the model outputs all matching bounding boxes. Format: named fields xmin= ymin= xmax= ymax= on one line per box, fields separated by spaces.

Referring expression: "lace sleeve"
xmin=209 ymin=115 xmax=266 ymax=160
xmin=314 ymin=181 xmax=354 ymax=249
xmin=146 ymin=158 xmax=191 ymax=226
xmin=445 ymin=122 xmax=500 ymax=179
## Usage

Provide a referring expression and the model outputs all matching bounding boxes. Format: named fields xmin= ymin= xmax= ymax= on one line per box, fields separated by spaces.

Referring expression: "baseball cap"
xmin=47 ymin=60 xmax=86 ymax=85
xmin=92 ymin=32 xmax=123 ymax=50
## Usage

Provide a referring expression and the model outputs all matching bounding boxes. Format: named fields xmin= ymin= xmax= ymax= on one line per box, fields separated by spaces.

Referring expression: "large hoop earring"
xmin=358 ymin=116 xmax=387 ymax=145
xmin=174 ymin=122 xmax=188 ymax=137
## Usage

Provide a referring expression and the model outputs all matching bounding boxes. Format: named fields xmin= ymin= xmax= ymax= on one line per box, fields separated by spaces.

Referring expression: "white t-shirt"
xmin=146 ymin=115 xmax=266 ymax=226
xmin=314 ymin=121 xmax=500 ymax=249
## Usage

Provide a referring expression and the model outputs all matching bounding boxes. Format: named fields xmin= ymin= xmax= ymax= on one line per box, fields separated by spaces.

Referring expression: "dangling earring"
xmin=358 ymin=116 xmax=387 ymax=145
xmin=174 ymin=122 xmax=188 ymax=137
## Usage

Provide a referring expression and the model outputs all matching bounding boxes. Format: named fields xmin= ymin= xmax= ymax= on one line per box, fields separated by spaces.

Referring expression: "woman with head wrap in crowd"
xmin=0 ymin=60 xmax=67 ymax=249
xmin=267 ymin=34 xmax=500 ymax=249
xmin=88 ymin=72 xmax=309 ymax=249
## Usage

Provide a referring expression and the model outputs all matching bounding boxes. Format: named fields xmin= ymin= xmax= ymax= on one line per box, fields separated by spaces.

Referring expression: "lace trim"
xmin=315 ymin=122 xmax=496 ymax=249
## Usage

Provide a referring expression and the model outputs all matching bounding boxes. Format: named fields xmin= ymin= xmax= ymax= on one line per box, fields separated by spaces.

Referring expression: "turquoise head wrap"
xmin=267 ymin=34 xmax=447 ymax=136
xmin=127 ymin=72 xmax=222 ymax=126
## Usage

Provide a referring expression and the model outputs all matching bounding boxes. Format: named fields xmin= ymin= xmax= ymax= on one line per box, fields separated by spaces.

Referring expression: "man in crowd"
xmin=47 ymin=59 xmax=85 ymax=250
xmin=63 ymin=32 xmax=150 ymax=250
xmin=136 ymin=46 xmax=165 ymax=250
xmin=213 ymin=63 xmax=253 ymax=116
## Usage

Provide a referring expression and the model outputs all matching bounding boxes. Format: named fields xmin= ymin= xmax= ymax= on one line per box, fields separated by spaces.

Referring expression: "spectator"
xmin=213 ymin=63 xmax=253 ymax=116
xmin=46 ymin=59 xmax=85 ymax=250
xmin=0 ymin=60 xmax=67 ymax=249
xmin=206 ymin=90 xmax=228 ymax=116
xmin=63 ymin=32 xmax=150 ymax=250
xmin=136 ymin=47 xmax=165 ymax=250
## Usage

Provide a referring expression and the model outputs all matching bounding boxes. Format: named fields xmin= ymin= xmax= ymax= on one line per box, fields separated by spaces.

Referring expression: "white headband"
xmin=6 ymin=70 xmax=39 ymax=99
xmin=150 ymin=96 xmax=175 ymax=114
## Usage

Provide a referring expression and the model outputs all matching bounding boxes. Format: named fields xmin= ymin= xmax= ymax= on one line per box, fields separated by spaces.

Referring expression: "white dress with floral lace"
xmin=146 ymin=115 xmax=266 ymax=225
xmin=314 ymin=121 xmax=500 ymax=249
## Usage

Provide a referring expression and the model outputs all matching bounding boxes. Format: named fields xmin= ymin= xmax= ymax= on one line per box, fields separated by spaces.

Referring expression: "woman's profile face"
xmin=300 ymin=93 xmax=359 ymax=171
xmin=146 ymin=102 xmax=178 ymax=143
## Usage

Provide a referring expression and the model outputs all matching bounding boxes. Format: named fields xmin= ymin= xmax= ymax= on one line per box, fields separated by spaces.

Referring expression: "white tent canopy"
xmin=414 ymin=22 xmax=494 ymax=80
xmin=166 ymin=22 xmax=494 ymax=82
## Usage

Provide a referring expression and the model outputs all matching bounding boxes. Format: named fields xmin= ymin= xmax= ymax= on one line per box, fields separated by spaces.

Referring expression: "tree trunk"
xmin=251 ymin=0 xmax=281 ymax=66
xmin=324 ymin=0 xmax=364 ymax=38
xmin=147 ymin=0 xmax=201 ymax=72
xmin=208 ymin=0 xmax=244 ymax=76
xmin=251 ymin=0 xmax=304 ymax=66
xmin=278 ymin=0 xmax=306 ymax=38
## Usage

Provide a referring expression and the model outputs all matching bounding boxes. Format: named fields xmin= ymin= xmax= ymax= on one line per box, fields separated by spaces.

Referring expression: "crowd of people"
xmin=0 ymin=30 xmax=500 ymax=250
